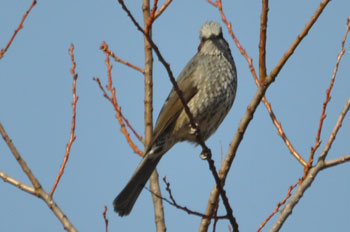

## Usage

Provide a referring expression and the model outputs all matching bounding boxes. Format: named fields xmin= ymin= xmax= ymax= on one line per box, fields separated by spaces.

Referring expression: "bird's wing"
xmin=147 ymin=55 xmax=201 ymax=151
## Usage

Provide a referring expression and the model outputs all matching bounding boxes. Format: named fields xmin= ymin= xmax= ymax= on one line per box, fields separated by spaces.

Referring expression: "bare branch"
xmin=259 ymin=0 xmax=269 ymax=83
xmin=141 ymin=0 xmax=166 ymax=230
xmin=50 ymin=44 xmax=79 ymax=196
xmin=0 ymin=170 xmax=35 ymax=195
xmin=95 ymin=45 xmax=144 ymax=156
xmin=270 ymin=97 xmax=350 ymax=232
xmin=93 ymin=77 xmax=144 ymax=157
xmin=0 ymin=123 xmax=41 ymax=189
xmin=147 ymin=177 xmax=227 ymax=220
xmin=307 ymin=17 xmax=350 ymax=171
xmin=0 ymin=124 xmax=77 ymax=231
xmin=319 ymin=97 xmax=350 ymax=161
xmin=145 ymin=0 xmax=158 ymax=34
xmin=323 ymin=155 xmax=350 ymax=169
xmin=0 ymin=0 xmax=37 ymax=59
xmin=257 ymin=180 xmax=299 ymax=232
xmin=262 ymin=98 xmax=307 ymax=167
xmin=154 ymin=0 xmax=173 ymax=20
xmin=268 ymin=0 xmax=331 ymax=82
xmin=100 ymin=43 xmax=145 ymax=74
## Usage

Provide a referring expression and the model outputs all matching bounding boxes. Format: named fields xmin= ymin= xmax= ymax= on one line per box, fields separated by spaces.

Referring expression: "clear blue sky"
xmin=1 ymin=1 xmax=349 ymax=231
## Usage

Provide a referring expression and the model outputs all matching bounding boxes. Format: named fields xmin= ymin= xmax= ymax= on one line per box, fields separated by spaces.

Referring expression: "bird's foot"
xmin=189 ymin=123 xmax=200 ymax=136
xmin=200 ymin=148 xmax=211 ymax=160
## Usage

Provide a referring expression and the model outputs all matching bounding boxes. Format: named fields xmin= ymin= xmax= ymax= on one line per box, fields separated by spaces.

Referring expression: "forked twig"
xmin=154 ymin=0 xmax=172 ymax=20
xmin=306 ymin=17 xmax=350 ymax=176
xmin=100 ymin=40 xmax=144 ymax=74
xmin=95 ymin=42 xmax=144 ymax=157
xmin=270 ymin=97 xmax=350 ymax=232
xmin=0 ymin=123 xmax=78 ymax=231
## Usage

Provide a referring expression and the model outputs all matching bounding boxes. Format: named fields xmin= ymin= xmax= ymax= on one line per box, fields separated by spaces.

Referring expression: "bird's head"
xmin=198 ymin=21 xmax=230 ymax=56
xmin=200 ymin=21 xmax=223 ymax=40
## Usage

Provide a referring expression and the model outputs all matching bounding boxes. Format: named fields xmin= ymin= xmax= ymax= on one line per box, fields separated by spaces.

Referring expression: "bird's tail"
xmin=113 ymin=153 xmax=162 ymax=216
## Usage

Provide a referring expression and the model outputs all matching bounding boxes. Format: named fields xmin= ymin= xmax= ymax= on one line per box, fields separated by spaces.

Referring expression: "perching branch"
xmin=146 ymin=177 xmax=227 ymax=220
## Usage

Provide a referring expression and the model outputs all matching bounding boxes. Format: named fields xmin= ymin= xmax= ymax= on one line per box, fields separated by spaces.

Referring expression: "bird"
xmin=114 ymin=21 xmax=237 ymax=216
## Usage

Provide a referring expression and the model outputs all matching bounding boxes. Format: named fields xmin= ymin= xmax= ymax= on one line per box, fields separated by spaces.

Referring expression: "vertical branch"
xmin=259 ymin=0 xmax=268 ymax=83
xmin=142 ymin=0 xmax=166 ymax=231
xmin=50 ymin=44 xmax=78 ymax=196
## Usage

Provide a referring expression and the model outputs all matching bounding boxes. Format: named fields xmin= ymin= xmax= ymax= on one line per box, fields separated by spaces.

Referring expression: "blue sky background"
xmin=1 ymin=0 xmax=349 ymax=231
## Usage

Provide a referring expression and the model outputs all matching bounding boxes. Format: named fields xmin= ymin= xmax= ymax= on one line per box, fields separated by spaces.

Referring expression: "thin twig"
xmin=94 ymin=77 xmax=144 ymax=157
xmin=146 ymin=177 xmax=227 ymax=220
xmin=318 ymin=97 xmax=350 ymax=161
xmin=100 ymin=41 xmax=144 ymax=74
xmin=102 ymin=206 xmax=109 ymax=232
xmin=50 ymin=44 xmax=78 ymax=196
xmin=262 ymin=98 xmax=307 ymax=167
xmin=145 ymin=0 xmax=158 ymax=34
xmin=306 ymin=17 xmax=350 ymax=175
xmin=0 ymin=0 xmax=37 ymax=59
xmin=268 ymin=0 xmax=331 ymax=81
xmin=99 ymin=42 xmax=144 ymax=143
xmin=257 ymin=180 xmax=299 ymax=232
xmin=154 ymin=0 xmax=172 ymax=20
